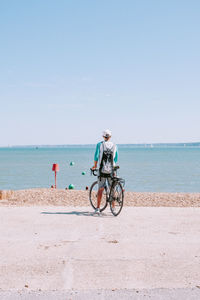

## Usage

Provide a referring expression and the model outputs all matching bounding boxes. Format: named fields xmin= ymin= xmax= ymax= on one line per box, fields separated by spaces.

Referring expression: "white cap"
xmin=102 ymin=129 xmax=112 ymax=138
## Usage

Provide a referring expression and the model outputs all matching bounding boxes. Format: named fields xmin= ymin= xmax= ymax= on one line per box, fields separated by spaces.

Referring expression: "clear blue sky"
xmin=0 ymin=0 xmax=200 ymax=146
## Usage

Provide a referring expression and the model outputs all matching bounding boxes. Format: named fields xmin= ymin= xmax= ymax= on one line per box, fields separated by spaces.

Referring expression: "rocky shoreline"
xmin=0 ymin=188 xmax=200 ymax=207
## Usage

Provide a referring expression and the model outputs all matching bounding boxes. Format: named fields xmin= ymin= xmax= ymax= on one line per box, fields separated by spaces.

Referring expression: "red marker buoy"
xmin=52 ymin=164 xmax=59 ymax=188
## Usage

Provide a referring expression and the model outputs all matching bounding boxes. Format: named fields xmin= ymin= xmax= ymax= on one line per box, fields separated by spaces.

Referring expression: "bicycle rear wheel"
xmin=89 ymin=181 xmax=108 ymax=212
xmin=109 ymin=181 xmax=124 ymax=216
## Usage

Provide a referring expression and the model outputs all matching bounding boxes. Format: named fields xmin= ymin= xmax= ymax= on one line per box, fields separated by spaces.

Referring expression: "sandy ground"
xmin=1 ymin=188 xmax=200 ymax=207
xmin=0 ymin=206 xmax=200 ymax=299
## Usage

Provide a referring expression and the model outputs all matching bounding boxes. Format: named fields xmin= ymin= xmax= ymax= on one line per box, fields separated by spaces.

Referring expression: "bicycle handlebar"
xmin=90 ymin=166 xmax=120 ymax=176
xmin=114 ymin=166 xmax=120 ymax=170
xmin=90 ymin=168 xmax=98 ymax=176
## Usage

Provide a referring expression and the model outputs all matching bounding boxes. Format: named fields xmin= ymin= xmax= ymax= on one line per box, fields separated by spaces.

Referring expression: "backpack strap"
xmin=99 ymin=141 xmax=104 ymax=179
xmin=110 ymin=144 xmax=114 ymax=176
xmin=99 ymin=141 xmax=104 ymax=175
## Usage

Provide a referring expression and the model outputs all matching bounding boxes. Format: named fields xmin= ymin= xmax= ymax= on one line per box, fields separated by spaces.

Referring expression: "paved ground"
xmin=0 ymin=288 xmax=200 ymax=299
xmin=0 ymin=206 xmax=200 ymax=299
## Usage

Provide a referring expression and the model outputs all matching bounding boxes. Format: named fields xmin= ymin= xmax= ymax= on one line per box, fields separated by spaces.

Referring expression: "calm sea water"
xmin=0 ymin=146 xmax=200 ymax=192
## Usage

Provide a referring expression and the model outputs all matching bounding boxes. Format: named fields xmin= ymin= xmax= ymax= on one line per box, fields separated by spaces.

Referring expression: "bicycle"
xmin=89 ymin=166 xmax=125 ymax=216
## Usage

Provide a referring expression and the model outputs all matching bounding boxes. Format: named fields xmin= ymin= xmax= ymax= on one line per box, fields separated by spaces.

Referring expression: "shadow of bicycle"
xmin=41 ymin=211 xmax=112 ymax=218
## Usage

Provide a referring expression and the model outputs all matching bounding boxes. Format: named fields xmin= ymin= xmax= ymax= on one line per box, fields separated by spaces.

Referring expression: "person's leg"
xmin=108 ymin=178 xmax=115 ymax=208
xmin=96 ymin=177 xmax=106 ymax=209
xmin=97 ymin=187 xmax=104 ymax=208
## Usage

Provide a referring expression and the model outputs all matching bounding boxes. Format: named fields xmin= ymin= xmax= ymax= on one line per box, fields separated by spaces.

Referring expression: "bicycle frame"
xmin=89 ymin=167 xmax=125 ymax=216
xmin=90 ymin=168 xmax=125 ymax=199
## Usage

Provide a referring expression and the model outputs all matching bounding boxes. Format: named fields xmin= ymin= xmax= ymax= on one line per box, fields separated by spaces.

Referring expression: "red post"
xmin=52 ymin=164 xmax=59 ymax=188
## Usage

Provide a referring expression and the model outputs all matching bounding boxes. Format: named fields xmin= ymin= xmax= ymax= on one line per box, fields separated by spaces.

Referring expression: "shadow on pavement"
xmin=41 ymin=211 xmax=112 ymax=217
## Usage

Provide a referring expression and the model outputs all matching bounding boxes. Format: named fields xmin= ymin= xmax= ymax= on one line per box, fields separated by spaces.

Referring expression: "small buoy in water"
xmin=85 ymin=186 xmax=89 ymax=190
xmin=70 ymin=162 xmax=75 ymax=166
xmin=82 ymin=171 xmax=86 ymax=175
xmin=68 ymin=184 xmax=75 ymax=190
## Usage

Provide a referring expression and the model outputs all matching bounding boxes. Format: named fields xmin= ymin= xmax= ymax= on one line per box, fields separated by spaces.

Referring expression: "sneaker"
xmin=94 ymin=208 xmax=101 ymax=215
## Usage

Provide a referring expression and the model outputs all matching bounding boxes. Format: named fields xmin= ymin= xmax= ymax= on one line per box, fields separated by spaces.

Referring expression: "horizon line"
xmin=1 ymin=141 xmax=200 ymax=148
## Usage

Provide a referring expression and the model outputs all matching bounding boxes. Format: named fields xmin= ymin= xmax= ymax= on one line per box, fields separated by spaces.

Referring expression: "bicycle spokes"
xmin=110 ymin=182 xmax=124 ymax=216
xmin=89 ymin=181 xmax=108 ymax=212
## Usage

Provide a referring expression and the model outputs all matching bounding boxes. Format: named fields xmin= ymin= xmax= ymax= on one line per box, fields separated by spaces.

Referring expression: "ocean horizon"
xmin=1 ymin=142 xmax=200 ymax=149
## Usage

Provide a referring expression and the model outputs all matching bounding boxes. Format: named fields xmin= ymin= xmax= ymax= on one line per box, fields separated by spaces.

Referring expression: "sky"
xmin=0 ymin=0 xmax=200 ymax=146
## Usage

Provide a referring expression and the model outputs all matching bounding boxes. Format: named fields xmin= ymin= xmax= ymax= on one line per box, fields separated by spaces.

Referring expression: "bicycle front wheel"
xmin=109 ymin=181 xmax=124 ymax=216
xmin=89 ymin=181 xmax=108 ymax=212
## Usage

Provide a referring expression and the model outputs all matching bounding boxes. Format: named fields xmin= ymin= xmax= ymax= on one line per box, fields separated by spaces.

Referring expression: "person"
xmin=91 ymin=129 xmax=118 ymax=214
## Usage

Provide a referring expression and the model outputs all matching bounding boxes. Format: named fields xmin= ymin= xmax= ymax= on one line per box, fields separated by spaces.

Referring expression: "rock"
xmin=0 ymin=190 xmax=13 ymax=200
xmin=108 ymin=240 xmax=118 ymax=244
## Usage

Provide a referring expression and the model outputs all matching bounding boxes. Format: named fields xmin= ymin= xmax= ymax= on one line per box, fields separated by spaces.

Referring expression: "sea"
xmin=0 ymin=145 xmax=200 ymax=192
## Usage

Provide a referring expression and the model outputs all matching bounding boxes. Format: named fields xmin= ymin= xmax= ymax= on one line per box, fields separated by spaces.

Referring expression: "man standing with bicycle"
xmin=91 ymin=129 xmax=118 ymax=215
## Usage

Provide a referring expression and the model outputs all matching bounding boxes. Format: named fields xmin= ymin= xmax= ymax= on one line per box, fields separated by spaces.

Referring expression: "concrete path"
xmin=0 ymin=288 xmax=200 ymax=299
xmin=0 ymin=206 xmax=200 ymax=299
